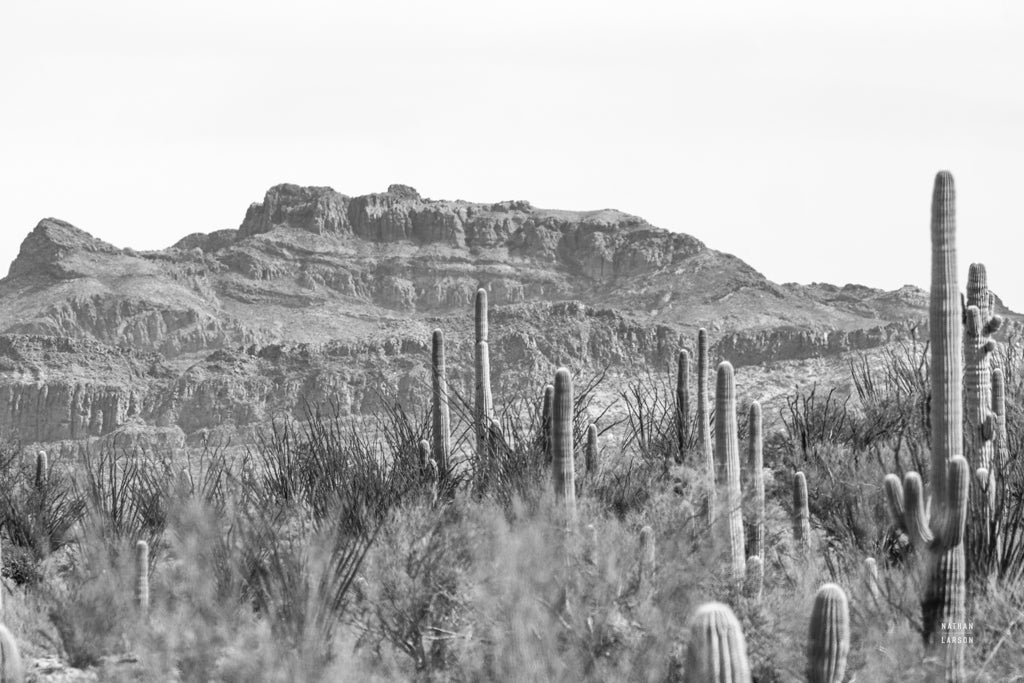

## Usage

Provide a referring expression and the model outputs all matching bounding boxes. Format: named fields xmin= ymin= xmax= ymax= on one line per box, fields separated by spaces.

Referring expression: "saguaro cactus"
xmin=136 ymin=540 xmax=150 ymax=615
xmin=431 ymin=329 xmax=451 ymax=483
xmin=676 ymin=348 xmax=690 ymax=464
xmin=744 ymin=555 xmax=764 ymax=601
xmin=697 ymin=329 xmax=715 ymax=525
xmin=474 ymin=289 xmax=494 ymax=460
xmin=747 ymin=401 xmax=764 ymax=560
xmin=0 ymin=624 xmax=24 ymax=683
xmin=964 ymin=263 xmax=1001 ymax=472
xmin=993 ymin=368 xmax=1009 ymax=472
xmin=638 ymin=525 xmax=655 ymax=597
xmin=34 ymin=450 xmax=48 ymax=489
xmin=863 ymin=557 xmax=881 ymax=604
xmin=715 ymin=361 xmax=745 ymax=579
xmin=584 ymin=423 xmax=599 ymax=480
xmin=551 ymin=368 xmax=576 ymax=520
xmin=793 ymin=471 xmax=811 ymax=552
xmin=684 ymin=602 xmax=752 ymax=683
xmin=806 ymin=583 xmax=850 ymax=683
xmin=882 ymin=171 xmax=970 ymax=680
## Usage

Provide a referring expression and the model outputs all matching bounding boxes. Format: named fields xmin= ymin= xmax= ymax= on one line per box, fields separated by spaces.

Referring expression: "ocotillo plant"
xmin=136 ymin=539 xmax=150 ymax=615
xmin=715 ymin=361 xmax=745 ymax=580
xmin=431 ymin=329 xmax=451 ymax=485
xmin=806 ymin=583 xmax=850 ymax=683
xmin=697 ymin=329 xmax=715 ymax=526
xmin=539 ymin=383 xmax=554 ymax=463
xmin=474 ymin=288 xmax=494 ymax=460
xmin=34 ymin=450 xmax=47 ymax=489
xmin=746 ymin=401 xmax=764 ymax=560
xmin=0 ymin=623 xmax=24 ymax=683
xmin=676 ymin=348 xmax=690 ymax=464
xmin=793 ymin=471 xmax=810 ymax=553
xmin=584 ymin=423 xmax=599 ymax=481
xmin=883 ymin=171 xmax=970 ymax=680
xmin=683 ymin=602 xmax=752 ymax=683
xmin=551 ymin=368 xmax=576 ymax=520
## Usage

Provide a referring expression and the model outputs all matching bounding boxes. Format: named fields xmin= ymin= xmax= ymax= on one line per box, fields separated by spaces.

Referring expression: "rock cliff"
xmin=1 ymin=182 xmax=1012 ymax=445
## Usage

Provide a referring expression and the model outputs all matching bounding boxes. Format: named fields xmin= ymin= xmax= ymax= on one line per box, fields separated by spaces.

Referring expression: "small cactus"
xmin=430 ymin=329 xmax=451 ymax=485
xmin=136 ymin=540 xmax=150 ymax=615
xmin=551 ymin=368 xmax=576 ymax=520
xmin=715 ymin=361 xmax=745 ymax=580
xmin=746 ymin=401 xmax=764 ymax=560
xmin=793 ymin=471 xmax=811 ymax=552
xmin=34 ymin=450 xmax=48 ymax=489
xmin=584 ymin=423 xmax=599 ymax=480
xmin=684 ymin=602 xmax=752 ymax=683
xmin=676 ymin=348 xmax=690 ymax=464
xmin=637 ymin=525 xmax=655 ymax=598
xmin=696 ymin=329 xmax=715 ymax=526
xmin=0 ymin=624 xmax=24 ymax=683
xmin=806 ymin=583 xmax=850 ymax=683
xmin=863 ymin=557 xmax=881 ymax=604
xmin=418 ymin=439 xmax=431 ymax=472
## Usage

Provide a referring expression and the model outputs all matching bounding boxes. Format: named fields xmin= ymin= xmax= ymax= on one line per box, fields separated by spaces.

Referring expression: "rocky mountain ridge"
xmin=0 ymin=183 xmax=1012 ymax=445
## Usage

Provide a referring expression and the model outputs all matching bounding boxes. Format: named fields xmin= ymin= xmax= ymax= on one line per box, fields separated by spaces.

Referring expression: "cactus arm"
xmin=902 ymin=472 xmax=935 ymax=550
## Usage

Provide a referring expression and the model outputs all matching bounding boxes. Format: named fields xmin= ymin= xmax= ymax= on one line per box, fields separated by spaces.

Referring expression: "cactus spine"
xmin=474 ymin=289 xmax=494 ymax=460
xmin=715 ymin=361 xmax=745 ymax=579
xmin=806 ymin=583 xmax=850 ymax=683
xmin=683 ymin=602 xmax=752 ymax=683
xmin=676 ymin=348 xmax=690 ymax=464
xmin=747 ymin=401 xmax=764 ymax=560
xmin=0 ymin=624 xmax=24 ymax=683
xmin=697 ymin=329 xmax=715 ymax=525
xmin=584 ymin=423 xmax=599 ymax=480
xmin=793 ymin=471 xmax=810 ymax=552
xmin=551 ymin=368 xmax=576 ymax=520
xmin=136 ymin=539 xmax=150 ymax=615
xmin=430 ymin=329 xmax=451 ymax=485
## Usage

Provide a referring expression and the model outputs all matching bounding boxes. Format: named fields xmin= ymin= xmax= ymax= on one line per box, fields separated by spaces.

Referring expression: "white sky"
xmin=2 ymin=1 xmax=1023 ymax=309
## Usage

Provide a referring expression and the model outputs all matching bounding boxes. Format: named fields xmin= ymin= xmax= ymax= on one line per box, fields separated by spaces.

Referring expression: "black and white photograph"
xmin=1 ymin=1 xmax=1023 ymax=680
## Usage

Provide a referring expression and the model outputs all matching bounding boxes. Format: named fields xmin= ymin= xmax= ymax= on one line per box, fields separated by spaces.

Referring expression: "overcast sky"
xmin=2 ymin=1 xmax=1023 ymax=309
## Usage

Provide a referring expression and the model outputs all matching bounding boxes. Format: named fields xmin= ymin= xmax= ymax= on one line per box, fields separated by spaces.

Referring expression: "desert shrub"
xmin=1 ymin=452 xmax=85 ymax=566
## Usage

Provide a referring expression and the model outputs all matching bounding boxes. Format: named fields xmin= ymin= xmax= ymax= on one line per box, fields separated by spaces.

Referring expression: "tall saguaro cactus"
xmin=35 ymin=450 xmax=48 ymax=489
xmin=747 ymin=401 xmax=764 ymax=560
xmin=551 ymin=368 xmax=576 ymax=520
xmin=539 ymin=383 xmax=554 ymax=462
xmin=431 ymin=329 xmax=451 ymax=484
xmin=697 ymin=329 xmax=715 ymax=525
xmin=883 ymin=171 xmax=971 ymax=681
xmin=676 ymin=349 xmax=690 ymax=464
xmin=136 ymin=540 xmax=150 ymax=615
xmin=793 ymin=471 xmax=811 ymax=552
xmin=806 ymin=583 xmax=850 ymax=683
xmin=964 ymin=263 xmax=1001 ymax=472
xmin=715 ymin=361 xmax=745 ymax=580
xmin=684 ymin=602 xmax=752 ymax=683
xmin=585 ymin=423 xmax=599 ymax=480
xmin=474 ymin=289 xmax=494 ymax=460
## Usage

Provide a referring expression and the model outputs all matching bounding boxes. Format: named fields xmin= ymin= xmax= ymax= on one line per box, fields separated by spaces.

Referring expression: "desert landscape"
xmin=0 ymin=170 xmax=1019 ymax=681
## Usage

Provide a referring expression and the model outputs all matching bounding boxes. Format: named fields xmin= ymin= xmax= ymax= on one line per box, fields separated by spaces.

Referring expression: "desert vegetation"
xmin=0 ymin=171 xmax=1022 ymax=681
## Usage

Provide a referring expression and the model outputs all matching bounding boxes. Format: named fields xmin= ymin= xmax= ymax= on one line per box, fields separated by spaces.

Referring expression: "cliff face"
xmin=0 ymin=182 xmax=986 ymax=445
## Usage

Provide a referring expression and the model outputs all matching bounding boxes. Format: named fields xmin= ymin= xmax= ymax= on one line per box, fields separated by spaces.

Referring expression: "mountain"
xmin=0 ymin=183 xmax=1009 ymax=448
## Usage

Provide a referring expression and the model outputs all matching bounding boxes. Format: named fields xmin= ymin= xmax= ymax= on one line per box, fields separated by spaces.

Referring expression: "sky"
xmin=2 ymin=1 xmax=1023 ymax=309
